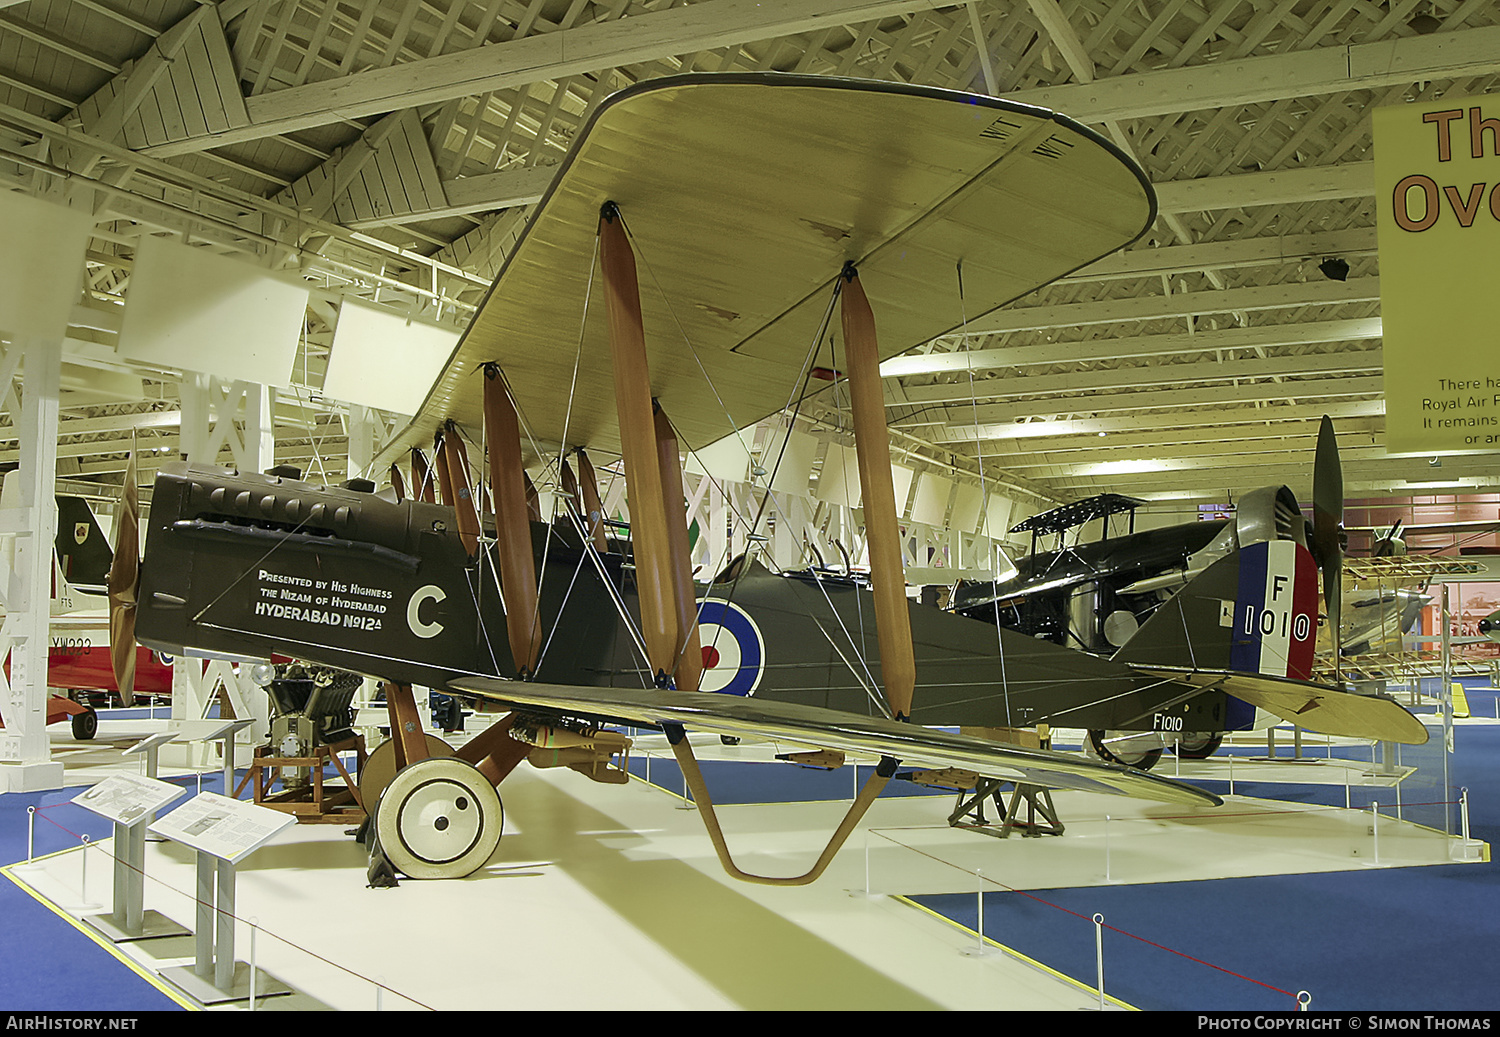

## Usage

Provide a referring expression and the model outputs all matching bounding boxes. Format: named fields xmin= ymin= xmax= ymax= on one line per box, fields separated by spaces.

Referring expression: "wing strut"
xmin=654 ymin=402 xmax=703 ymax=693
xmin=108 ymin=444 xmax=140 ymax=706
xmin=483 ymin=363 xmax=542 ymax=676
xmin=841 ymin=264 xmax=916 ymax=722
xmin=574 ymin=448 xmax=611 ymax=554
xmin=410 ymin=446 xmax=436 ymax=504
xmin=435 ymin=421 xmax=482 ymax=557
xmin=664 ymin=724 xmax=898 ymax=886
xmin=598 ymin=202 xmax=687 ymax=688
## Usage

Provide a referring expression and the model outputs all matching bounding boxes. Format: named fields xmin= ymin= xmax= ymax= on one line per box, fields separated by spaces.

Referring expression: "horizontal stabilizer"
xmin=1124 ymin=665 xmax=1430 ymax=745
xmin=450 ymin=677 xmax=1222 ymax=808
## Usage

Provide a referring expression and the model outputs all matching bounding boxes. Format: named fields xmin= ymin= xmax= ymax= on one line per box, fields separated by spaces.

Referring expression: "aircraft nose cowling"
xmin=1480 ymin=610 xmax=1500 ymax=640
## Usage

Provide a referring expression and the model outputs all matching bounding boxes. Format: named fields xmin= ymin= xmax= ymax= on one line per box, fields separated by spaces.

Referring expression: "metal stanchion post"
xmin=15 ymin=806 xmax=42 ymax=873
xmin=863 ymin=827 xmax=870 ymax=896
xmin=976 ymin=870 xmax=985 ymax=955
xmin=1094 ymin=913 xmax=1106 ymax=1011
xmin=249 ymin=921 xmax=258 ymax=1011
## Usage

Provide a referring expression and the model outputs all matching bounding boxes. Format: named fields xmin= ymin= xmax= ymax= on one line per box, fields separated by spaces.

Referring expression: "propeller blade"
xmin=1373 ymin=519 xmax=1405 ymax=557
xmin=107 ymin=449 xmax=140 ymax=707
xmin=1311 ymin=415 xmax=1344 ymax=665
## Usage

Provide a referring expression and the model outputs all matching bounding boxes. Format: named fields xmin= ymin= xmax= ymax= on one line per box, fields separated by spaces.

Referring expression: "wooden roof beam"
xmin=1012 ymin=23 xmax=1500 ymax=124
xmin=930 ymin=399 xmax=1387 ymax=444
xmin=138 ymin=0 xmax=950 ymax=156
xmin=962 ymin=276 xmax=1379 ymax=336
xmin=886 ymin=316 xmax=1382 ymax=378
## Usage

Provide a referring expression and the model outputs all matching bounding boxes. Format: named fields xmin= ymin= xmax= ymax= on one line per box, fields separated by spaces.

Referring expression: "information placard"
xmin=72 ymin=774 xmax=185 ymax=828
xmin=149 ymin=792 xmax=296 ymax=865
xmin=1374 ymin=97 xmax=1500 ymax=455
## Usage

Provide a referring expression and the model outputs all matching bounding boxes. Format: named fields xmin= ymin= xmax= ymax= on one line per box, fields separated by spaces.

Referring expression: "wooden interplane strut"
xmin=598 ymin=203 xmax=681 ymax=687
xmin=840 ymin=265 xmax=916 ymax=722
xmin=575 ymin=447 xmax=610 ymax=553
xmin=653 ymin=403 xmax=703 ymax=694
xmin=410 ymin=447 xmax=436 ymax=504
xmin=482 ymin=363 xmax=542 ymax=676
xmin=435 ymin=422 xmax=481 ymax=556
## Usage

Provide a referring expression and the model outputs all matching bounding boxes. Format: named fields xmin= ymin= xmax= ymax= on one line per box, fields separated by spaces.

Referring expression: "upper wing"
xmin=450 ymin=676 xmax=1222 ymax=808
xmin=375 ymin=73 xmax=1155 ymax=467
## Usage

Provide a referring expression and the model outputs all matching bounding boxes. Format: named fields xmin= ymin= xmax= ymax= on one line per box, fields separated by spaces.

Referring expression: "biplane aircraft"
xmin=46 ymin=496 xmax=173 ymax=713
xmin=948 ymin=424 xmax=1439 ymax=764
xmin=127 ymin=74 xmax=1427 ymax=884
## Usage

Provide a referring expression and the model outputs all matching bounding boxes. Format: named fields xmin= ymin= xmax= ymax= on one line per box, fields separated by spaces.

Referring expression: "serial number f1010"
xmin=1241 ymin=604 xmax=1313 ymax=642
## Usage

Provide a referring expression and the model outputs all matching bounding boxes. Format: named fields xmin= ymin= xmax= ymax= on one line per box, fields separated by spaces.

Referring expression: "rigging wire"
xmin=614 ymin=208 xmax=862 ymax=690
xmin=640 ymin=258 xmax=883 ymax=707
xmin=955 ymin=258 xmax=1015 ymax=729
xmin=461 ymin=232 xmax=655 ymax=688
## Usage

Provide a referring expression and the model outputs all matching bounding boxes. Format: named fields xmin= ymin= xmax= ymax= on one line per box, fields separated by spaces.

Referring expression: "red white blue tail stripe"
xmin=1228 ymin=540 xmax=1319 ymax=681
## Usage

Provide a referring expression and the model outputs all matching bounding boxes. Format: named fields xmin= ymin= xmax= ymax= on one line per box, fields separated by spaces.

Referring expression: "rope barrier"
xmin=16 ymin=797 xmax=437 ymax=1011
xmin=883 ymin=829 xmax=1302 ymax=1004
xmin=863 ymin=788 xmax=1480 ymax=1009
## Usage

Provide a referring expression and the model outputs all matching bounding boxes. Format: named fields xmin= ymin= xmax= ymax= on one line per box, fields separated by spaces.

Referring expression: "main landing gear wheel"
xmin=1174 ymin=732 xmax=1224 ymax=759
xmin=71 ymin=708 xmax=98 ymax=741
xmin=375 ymin=757 xmax=503 ymax=880
xmin=1087 ymin=730 xmax=1163 ymax=771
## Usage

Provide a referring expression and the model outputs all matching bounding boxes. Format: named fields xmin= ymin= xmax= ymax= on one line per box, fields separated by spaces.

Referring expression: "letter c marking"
xmin=407 ymin=585 xmax=446 ymax=638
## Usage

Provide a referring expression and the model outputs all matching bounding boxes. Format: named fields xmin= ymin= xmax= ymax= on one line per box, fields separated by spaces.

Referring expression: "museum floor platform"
xmin=2 ymin=695 xmax=1495 ymax=1012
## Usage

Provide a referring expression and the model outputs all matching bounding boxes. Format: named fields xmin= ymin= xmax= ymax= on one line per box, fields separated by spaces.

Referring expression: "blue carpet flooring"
xmin=4 ymin=687 xmax=1496 ymax=1011
xmin=910 ymin=686 xmax=1500 ymax=1012
xmin=0 ymin=769 xmax=236 ymax=1012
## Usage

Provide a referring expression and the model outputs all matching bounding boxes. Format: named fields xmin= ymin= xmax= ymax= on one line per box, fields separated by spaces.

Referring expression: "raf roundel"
xmin=694 ymin=598 xmax=765 ymax=696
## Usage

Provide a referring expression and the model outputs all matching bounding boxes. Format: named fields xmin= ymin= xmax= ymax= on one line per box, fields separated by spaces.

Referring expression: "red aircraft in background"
xmin=1 ymin=495 xmax=172 ymax=739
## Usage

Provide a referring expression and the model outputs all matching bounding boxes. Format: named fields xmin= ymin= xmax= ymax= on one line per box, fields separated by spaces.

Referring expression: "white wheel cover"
xmin=376 ymin=757 xmax=502 ymax=879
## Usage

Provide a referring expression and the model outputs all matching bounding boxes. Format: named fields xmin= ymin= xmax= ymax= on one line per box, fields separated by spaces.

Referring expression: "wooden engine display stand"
xmin=236 ymin=735 xmax=368 ymax=824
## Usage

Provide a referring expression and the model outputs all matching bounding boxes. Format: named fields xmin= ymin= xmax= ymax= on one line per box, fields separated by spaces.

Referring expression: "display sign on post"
xmin=152 ymin=793 xmax=296 ymax=1004
xmin=150 ymin=791 xmax=297 ymax=865
xmin=72 ymin=773 xmax=185 ymax=827
xmin=72 ymin=774 xmax=189 ymax=943
xmin=1374 ymin=97 xmax=1500 ymax=455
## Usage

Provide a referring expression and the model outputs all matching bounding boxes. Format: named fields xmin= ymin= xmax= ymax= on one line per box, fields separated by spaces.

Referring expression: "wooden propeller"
xmin=1310 ymin=415 xmax=1344 ymax=672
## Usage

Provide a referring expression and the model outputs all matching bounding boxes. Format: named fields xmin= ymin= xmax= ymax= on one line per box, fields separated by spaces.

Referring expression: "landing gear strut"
xmin=1087 ymin=729 xmax=1163 ymax=771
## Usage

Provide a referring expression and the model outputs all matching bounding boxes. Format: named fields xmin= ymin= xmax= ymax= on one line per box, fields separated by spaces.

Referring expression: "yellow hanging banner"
xmin=1374 ymin=98 xmax=1500 ymax=454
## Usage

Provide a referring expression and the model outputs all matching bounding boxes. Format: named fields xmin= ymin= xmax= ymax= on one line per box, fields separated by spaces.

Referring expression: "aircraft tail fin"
xmin=54 ymin=496 xmax=113 ymax=598
xmin=1112 ymin=539 xmax=1319 ymax=681
xmin=1113 ymin=538 xmax=1429 ymax=744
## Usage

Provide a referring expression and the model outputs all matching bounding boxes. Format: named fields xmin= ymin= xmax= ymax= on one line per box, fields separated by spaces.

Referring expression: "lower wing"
xmin=450 ymin=677 xmax=1223 ymax=808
